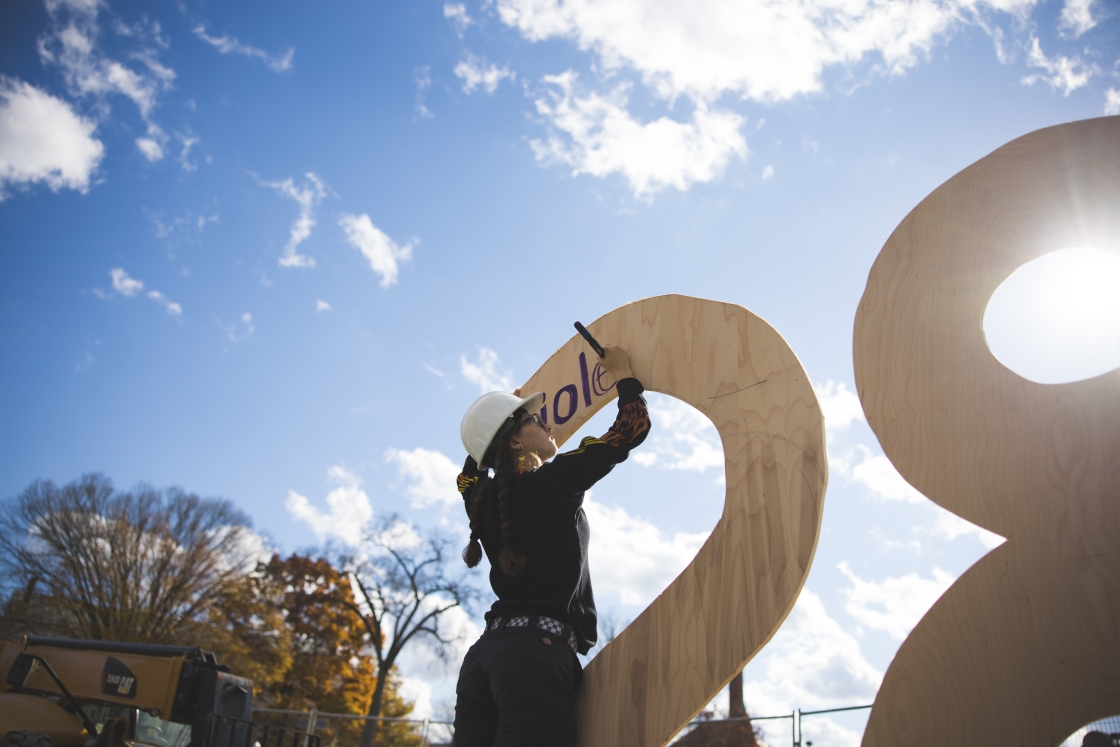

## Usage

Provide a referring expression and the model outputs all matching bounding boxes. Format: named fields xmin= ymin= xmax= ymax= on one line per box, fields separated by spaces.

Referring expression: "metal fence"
xmin=255 ymin=705 xmax=879 ymax=747
xmin=681 ymin=708 xmax=1120 ymax=747
xmin=253 ymin=705 xmax=875 ymax=747
xmin=255 ymin=705 xmax=877 ymax=747
xmin=252 ymin=708 xmax=453 ymax=747
xmin=680 ymin=704 xmax=873 ymax=746
xmin=201 ymin=713 xmax=321 ymax=747
xmin=255 ymin=705 xmax=1119 ymax=747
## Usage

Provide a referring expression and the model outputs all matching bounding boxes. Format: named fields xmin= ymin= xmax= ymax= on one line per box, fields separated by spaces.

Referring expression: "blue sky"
xmin=2 ymin=0 xmax=1119 ymax=742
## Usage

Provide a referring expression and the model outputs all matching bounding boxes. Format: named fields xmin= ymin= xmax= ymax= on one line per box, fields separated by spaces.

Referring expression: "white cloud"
xmin=39 ymin=0 xmax=175 ymax=155
xmin=990 ymin=25 xmax=1012 ymax=64
xmin=147 ymin=209 xmax=218 ymax=258
xmin=177 ymin=133 xmax=199 ymax=172
xmin=424 ymin=363 xmax=455 ymax=390
xmin=870 ymin=526 xmax=924 ymax=554
xmin=262 ymin=173 xmax=325 ymax=269
xmin=223 ymin=311 xmax=253 ymax=342
xmin=385 ymin=447 xmax=462 ymax=509
xmin=814 ymin=380 xmax=864 ymax=431
xmin=135 ymin=126 xmax=164 ymax=161
xmin=584 ymin=497 xmax=709 ymax=606
xmin=55 ymin=46 xmax=172 ymax=119
xmin=739 ymin=589 xmax=881 ymax=731
xmin=0 ymin=76 xmax=103 ymax=198
xmin=399 ymin=604 xmax=480 ymax=674
xmin=798 ymin=716 xmax=863 ymax=747
xmin=492 ymin=0 xmax=1042 ymax=196
xmin=531 ymin=72 xmax=747 ymax=198
xmin=837 ymin=561 xmax=955 ymax=641
xmin=147 ymin=289 xmax=182 ymax=317
xmin=285 ymin=465 xmax=374 ymax=546
xmin=393 ymin=602 xmax=481 ymax=730
xmin=496 ymin=0 xmax=1035 ymax=104
xmin=414 ymin=66 xmax=434 ymax=120
xmin=397 ymin=677 xmax=433 ymax=721
xmin=110 ymin=267 xmax=144 ymax=296
xmin=460 ymin=347 xmax=513 ymax=393
xmin=365 ymin=515 xmax=425 ymax=552
xmin=761 ymin=164 xmax=774 ymax=180
xmin=1020 ymin=36 xmax=1092 ymax=95
xmin=835 ymin=444 xmax=926 ymax=504
xmin=455 ymin=54 xmax=515 ymax=94
xmin=707 ymin=590 xmax=882 ymax=743
xmin=109 ymin=12 xmax=169 ymax=47
xmin=630 ymin=393 xmax=723 ymax=472
xmin=444 ymin=3 xmax=475 ymax=36
xmin=1105 ymin=88 xmax=1120 ymax=116
xmin=106 ymin=268 xmax=182 ymax=317
xmin=1058 ymin=0 xmax=1095 ymax=37
xmin=315 ymin=299 xmax=331 ymax=312
xmin=338 ymin=213 xmax=414 ymax=287
xmin=917 ymin=510 xmax=1004 ymax=549
xmin=220 ymin=527 xmax=275 ymax=574
xmin=193 ymin=25 xmax=294 ymax=72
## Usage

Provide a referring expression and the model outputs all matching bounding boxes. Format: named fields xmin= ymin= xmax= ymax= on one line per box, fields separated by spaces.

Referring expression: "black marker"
xmin=574 ymin=322 xmax=605 ymax=358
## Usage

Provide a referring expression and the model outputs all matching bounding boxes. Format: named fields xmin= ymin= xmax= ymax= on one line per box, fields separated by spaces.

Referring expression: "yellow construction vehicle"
xmin=0 ymin=637 xmax=316 ymax=747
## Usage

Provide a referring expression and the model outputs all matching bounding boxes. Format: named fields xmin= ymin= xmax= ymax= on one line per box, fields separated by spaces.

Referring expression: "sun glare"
xmin=983 ymin=247 xmax=1120 ymax=385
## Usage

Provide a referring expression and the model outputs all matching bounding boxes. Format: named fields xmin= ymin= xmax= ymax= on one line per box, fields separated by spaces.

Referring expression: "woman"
xmin=453 ymin=343 xmax=650 ymax=747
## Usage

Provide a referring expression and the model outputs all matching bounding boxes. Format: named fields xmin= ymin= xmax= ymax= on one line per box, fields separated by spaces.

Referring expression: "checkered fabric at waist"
xmin=485 ymin=615 xmax=579 ymax=653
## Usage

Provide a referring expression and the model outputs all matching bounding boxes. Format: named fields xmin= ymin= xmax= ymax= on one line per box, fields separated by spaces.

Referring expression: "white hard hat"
xmin=460 ymin=390 xmax=546 ymax=469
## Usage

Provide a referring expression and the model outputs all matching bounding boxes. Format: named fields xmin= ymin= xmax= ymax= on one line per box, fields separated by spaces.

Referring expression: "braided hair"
xmin=462 ymin=408 xmax=529 ymax=576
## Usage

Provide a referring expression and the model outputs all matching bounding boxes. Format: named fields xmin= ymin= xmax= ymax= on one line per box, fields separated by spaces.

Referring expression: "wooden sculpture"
xmin=516 ymin=294 xmax=828 ymax=747
xmin=854 ymin=116 xmax=1120 ymax=745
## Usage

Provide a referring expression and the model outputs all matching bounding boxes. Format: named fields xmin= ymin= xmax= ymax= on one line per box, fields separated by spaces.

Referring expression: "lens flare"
xmin=984 ymin=247 xmax=1120 ymax=384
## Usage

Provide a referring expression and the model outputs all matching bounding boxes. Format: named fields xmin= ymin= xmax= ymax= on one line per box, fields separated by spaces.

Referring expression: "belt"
xmin=486 ymin=615 xmax=579 ymax=653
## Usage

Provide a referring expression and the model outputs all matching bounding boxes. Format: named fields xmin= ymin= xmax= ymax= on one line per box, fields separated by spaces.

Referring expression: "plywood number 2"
xmin=854 ymin=117 xmax=1120 ymax=745
xmin=517 ymin=295 xmax=828 ymax=747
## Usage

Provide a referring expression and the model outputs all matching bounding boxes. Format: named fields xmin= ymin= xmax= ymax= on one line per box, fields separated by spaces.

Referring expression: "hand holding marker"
xmin=574 ymin=322 xmax=605 ymax=358
xmin=575 ymin=321 xmax=635 ymax=386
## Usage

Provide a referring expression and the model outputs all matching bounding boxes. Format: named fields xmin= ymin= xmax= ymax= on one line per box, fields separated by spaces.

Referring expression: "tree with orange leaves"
xmin=255 ymin=553 xmax=420 ymax=746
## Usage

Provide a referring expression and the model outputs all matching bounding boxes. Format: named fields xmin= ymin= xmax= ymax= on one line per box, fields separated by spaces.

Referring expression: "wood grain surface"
xmin=517 ymin=294 xmax=828 ymax=747
xmin=854 ymin=117 xmax=1120 ymax=746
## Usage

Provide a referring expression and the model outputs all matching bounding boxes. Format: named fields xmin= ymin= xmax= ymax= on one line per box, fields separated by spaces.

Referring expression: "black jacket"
xmin=457 ymin=377 xmax=650 ymax=653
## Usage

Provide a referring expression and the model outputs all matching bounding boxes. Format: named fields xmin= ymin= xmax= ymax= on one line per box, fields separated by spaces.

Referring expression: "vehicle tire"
xmin=0 ymin=732 xmax=52 ymax=747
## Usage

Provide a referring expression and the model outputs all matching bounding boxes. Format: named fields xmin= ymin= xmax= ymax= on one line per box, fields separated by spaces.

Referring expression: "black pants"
xmin=453 ymin=628 xmax=583 ymax=747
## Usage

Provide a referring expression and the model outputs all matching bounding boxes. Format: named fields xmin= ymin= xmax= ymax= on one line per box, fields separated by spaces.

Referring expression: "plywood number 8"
xmin=517 ymin=295 xmax=827 ymax=747
xmin=854 ymin=117 xmax=1120 ymax=745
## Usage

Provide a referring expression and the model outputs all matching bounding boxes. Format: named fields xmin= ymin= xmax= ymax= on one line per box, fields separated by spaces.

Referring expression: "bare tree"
xmin=339 ymin=517 xmax=476 ymax=747
xmin=0 ymin=473 xmax=256 ymax=643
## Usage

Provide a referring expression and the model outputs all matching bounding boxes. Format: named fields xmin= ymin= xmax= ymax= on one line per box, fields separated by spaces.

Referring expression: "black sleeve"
xmin=538 ymin=377 xmax=651 ymax=495
xmin=457 ymin=456 xmax=487 ymax=517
